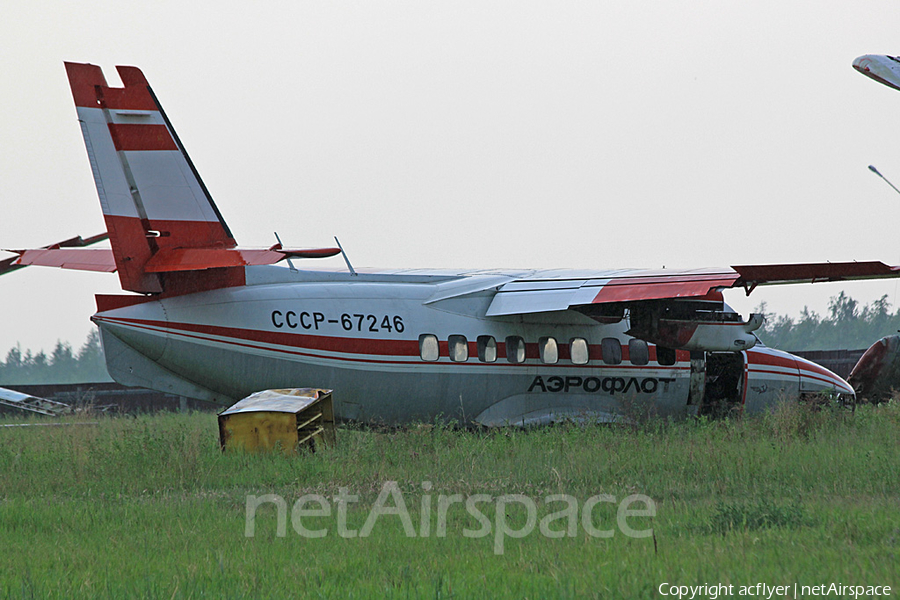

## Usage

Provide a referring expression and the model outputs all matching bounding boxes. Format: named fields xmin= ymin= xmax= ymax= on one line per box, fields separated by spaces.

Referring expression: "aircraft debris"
xmin=848 ymin=335 xmax=900 ymax=402
xmin=0 ymin=386 xmax=73 ymax=416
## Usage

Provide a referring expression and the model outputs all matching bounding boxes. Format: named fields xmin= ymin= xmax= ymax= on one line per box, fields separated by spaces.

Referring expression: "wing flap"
xmin=486 ymin=289 xmax=580 ymax=317
xmin=588 ymin=274 xmax=739 ymax=303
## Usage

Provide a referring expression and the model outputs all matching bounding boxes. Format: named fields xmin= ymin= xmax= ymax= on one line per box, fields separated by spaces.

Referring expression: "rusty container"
xmin=218 ymin=388 xmax=335 ymax=453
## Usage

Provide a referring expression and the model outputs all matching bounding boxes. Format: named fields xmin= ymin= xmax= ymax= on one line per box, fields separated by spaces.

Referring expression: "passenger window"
xmin=539 ymin=337 xmax=558 ymax=364
xmin=570 ymin=338 xmax=589 ymax=365
xmin=419 ymin=334 xmax=439 ymax=362
xmin=656 ymin=346 xmax=676 ymax=366
xmin=506 ymin=336 xmax=526 ymax=364
xmin=601 ymin=338 xmax=622 ymax=365
xmin=477 ymin=336 xmax=497 ymax=363
xmin=448 ymin=335 xmax=468 ymax=362
xmin=629 ymin=339 xmax=649 ymax=366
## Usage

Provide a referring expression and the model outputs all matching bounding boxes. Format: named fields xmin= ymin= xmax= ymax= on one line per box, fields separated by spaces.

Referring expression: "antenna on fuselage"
xmin=334 ymin=236 xmax=357 ymax=276
xmin=868 ymin=165 xmax=900 ymax=196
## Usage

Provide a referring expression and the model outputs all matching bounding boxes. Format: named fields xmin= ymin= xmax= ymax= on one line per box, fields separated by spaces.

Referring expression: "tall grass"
xmin=0 ymin=401 xmax=898 ymax=597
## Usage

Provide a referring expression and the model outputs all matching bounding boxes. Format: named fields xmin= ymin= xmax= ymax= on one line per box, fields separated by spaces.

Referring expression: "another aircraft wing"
xmin=853 ymin=54 xmax=900 ymax=92
xmin=484 ymin=261 xmax=900 ymax=317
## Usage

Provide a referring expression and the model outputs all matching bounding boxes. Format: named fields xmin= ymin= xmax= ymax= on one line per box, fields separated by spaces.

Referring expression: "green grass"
xmin=0 ymin=401 xmax=898 ymax=598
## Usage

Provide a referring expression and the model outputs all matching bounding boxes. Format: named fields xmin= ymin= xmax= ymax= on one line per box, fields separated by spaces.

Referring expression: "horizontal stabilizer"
xmin=13 ymin=245 xmax=341 ymax=274
xmin=143 ymin=246 xmax=342 ymax=272
xmin=1 ymin=233 xmax=109 ymax=276
xmin=13 ymin=248 xmax=117 ymax=272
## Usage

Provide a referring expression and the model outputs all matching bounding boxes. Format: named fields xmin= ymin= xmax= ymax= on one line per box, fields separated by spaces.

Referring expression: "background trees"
xmin=756 ymin=292 xmax=900 ymax=351
xmin=0 ymin=329 xmax=111 ymax=384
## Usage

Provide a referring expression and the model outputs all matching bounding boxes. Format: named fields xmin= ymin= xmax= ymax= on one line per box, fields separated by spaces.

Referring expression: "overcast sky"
xmin=2 ymin=1 xmax=900 ymax=354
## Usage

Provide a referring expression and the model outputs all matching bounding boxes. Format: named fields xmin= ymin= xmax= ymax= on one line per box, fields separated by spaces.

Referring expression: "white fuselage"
xmin=93 ymin=265 xmax=852 ymax=426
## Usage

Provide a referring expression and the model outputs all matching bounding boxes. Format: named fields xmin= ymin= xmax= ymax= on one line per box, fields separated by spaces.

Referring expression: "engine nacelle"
xmin=629 ymin=308 xmax=763 ymax=352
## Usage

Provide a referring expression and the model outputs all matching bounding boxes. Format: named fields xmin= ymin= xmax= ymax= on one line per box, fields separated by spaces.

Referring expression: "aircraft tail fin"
xmin=65 ymin=62 xmax=237 ymax=294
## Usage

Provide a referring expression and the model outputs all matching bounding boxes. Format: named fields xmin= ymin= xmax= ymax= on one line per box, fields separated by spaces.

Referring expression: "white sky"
xmin=2 ymin=1 xmax=900 ymax=355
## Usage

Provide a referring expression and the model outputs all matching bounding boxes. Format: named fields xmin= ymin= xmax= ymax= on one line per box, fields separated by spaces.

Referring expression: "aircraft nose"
xmin=794 ymin=354 xmax=855 ymax=396
xmin=852 ymin=55 xmax=873 ymax=73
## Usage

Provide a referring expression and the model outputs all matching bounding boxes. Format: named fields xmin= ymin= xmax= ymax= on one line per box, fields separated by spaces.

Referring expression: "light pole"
xmin=868 ymin=164 xmax=900 ymax=196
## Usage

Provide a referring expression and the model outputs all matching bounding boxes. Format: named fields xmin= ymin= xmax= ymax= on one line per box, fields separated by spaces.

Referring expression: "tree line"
xmin=0 ymin=329 xmax=111 ymax=385
xmin=755 ymin=292 xmax=900 ymax=351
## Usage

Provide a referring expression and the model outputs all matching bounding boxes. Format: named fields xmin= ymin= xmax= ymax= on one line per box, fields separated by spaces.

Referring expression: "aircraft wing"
xmin=479 ymin=261 xmax=900 ymax=353
xmin=484 ymin=261 xmax=900 ymax=317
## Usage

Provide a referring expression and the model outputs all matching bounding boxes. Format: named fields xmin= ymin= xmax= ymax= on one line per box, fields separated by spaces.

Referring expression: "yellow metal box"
xmin=218 ymin=388 xmax=335 ymax=453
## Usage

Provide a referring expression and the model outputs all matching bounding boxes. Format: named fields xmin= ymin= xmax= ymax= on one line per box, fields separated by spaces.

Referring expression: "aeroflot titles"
xmin=529 ymin=376 xmax=677 ymax=395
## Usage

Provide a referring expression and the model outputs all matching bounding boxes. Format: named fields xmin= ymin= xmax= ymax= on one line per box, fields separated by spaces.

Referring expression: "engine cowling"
xmin=627 ymin=301 xmax=763 ymax=352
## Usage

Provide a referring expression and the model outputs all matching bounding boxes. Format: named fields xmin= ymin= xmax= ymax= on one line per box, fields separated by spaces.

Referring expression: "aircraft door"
xmin=686 ymin=351 xmax=706 ymax=416
xmin=688 ymin=351 xmax=746 ymax=417
xmin=701 ymin=352 xmax=745 ymax=417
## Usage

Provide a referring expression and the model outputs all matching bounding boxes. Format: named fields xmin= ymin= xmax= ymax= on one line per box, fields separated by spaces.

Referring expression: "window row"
xmin=418 ymin=334 xmax=677 ymax=366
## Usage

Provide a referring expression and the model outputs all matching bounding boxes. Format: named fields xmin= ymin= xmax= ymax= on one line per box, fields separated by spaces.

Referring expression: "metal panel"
xmin=486 ymin=289 xmax=578 ymax=317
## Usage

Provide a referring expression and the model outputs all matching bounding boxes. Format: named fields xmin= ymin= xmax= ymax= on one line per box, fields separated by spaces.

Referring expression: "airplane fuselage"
xmin=94 ymin=265 xmax=851 ymax=426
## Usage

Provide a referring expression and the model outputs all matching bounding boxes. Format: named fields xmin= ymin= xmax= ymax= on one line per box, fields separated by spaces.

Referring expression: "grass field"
xmin=0 ymin=401 xmax=898 ymax=598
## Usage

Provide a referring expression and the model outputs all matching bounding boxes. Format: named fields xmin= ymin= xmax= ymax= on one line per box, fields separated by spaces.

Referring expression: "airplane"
xmin=7 ymin=61 xmax=900 ymax=426
xmin=853 ymin=54 xmax=900 ymax=92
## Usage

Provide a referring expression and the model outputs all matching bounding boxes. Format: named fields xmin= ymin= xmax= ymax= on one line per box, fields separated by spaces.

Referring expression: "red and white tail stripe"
xmin=66 ymin=62 xmax=236 ymax=293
